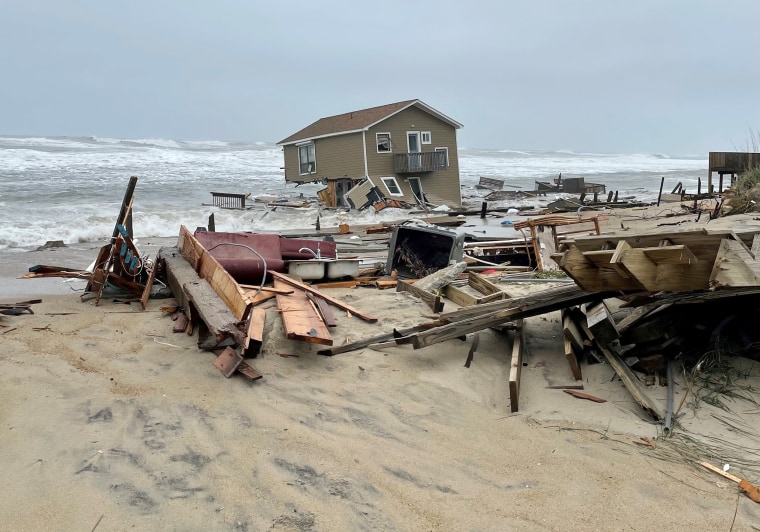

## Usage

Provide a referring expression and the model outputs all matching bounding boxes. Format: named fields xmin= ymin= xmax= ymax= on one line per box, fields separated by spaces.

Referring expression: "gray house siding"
xmin=367 ymin=107 xmax=460 ymax=206
xmin=283 ymin=133 xmax=365 ymax=184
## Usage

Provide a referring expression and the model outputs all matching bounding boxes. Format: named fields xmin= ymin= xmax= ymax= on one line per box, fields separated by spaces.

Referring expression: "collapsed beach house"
xmin=277 ymin=99 xmax=463 ymax=210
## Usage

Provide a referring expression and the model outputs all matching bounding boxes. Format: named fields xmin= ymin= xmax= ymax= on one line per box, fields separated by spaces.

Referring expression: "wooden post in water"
xmin=657 ymin=176 xmax=665 ymax=207
xmin=480 ymin=201 xmax=487 ymax=219
xmin=208 ymin=213 xmax=215 ymax=232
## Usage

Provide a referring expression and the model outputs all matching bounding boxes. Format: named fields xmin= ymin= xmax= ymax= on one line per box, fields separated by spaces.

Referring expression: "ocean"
xmin=0 ymin=135 xmax=708 ymax=251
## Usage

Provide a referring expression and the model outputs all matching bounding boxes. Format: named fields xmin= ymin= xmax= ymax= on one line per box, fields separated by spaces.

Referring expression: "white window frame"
xmin=297 ymin=142 xmax=316 ymax=175
xmin=381 ymin=176 xmax=404 ymax=197
xmin=376 ymin=132 xmax=392 ymax=153
xmin=421 ymin=131 xmax=432 ymax=144
xmin=434 ymin=147 xmax=449 ymax=168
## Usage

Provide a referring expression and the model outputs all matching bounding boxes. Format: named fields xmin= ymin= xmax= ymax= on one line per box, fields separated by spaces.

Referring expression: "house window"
xmin=421 ymin=131 xmax=432 ymax=144
xmin=377 ymin=133 xmax=392 ymax=153
xmin=381 ymin=177 xmax=403 ymax=197
xmin=434 ymin=147 xmax=449 ymax=168
xmin=298 ymin=143 xmax=316 ymax=174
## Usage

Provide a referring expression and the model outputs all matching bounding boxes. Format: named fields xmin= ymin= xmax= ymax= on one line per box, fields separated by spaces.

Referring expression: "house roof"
xmin=277 ymin=99 xmax=463 ymax=146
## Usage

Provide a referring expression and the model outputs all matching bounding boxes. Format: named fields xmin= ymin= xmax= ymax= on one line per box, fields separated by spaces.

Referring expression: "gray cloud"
xmin=2 ymin=0 xmax=759 ymax=154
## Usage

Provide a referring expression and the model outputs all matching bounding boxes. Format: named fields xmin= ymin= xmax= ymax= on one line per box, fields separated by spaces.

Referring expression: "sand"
xmin=2 ymin=206 xmax=760 ymax=531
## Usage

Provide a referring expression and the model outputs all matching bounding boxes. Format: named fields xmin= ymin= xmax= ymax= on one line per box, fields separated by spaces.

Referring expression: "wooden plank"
xmin=442 ymin=284 xmax=478 ymax=307
xmin=470 ymin=271 xmax=506 ymax=294
xmin=552 ymin=245 xmax=641 ymax=291
xmin=306 ymin=292 xmax=337 ymax=327
xmin=140 ymin=254 xmax=159 ymax=310
xmin=584 ymin=301 xmax=619 ymax=347
xmin=244 ymin=307 xmax=266 ymax=353
xmin=509 ymin=320 xmax=524 ymax=413
xmin=236 ymin=361 xmax=263 ymax=381
xmin=709 ymin=238 xmax=760 ymax=288
xmin=213 ymin=347 xmax=244 ymax=378
xmin=172 ymin=312 xmax=189 ymax=333
xmin=582 ymin=250 xmax=615 ymax=266
xmin=641 ymin=245 xmax=698 ymax=265
xmin=562 ymin=309 xmax=583 ymax=381
xmin=162 ymin=247 xmax=196 ymax=318
xmin=185 ymin=278 xmax=247 ymax=348
xmin=317 ymin=321 xmax=443 ymax=356
xmin=751 ymin=234 xmax=760 ymax=257
xmin=177 ymin=225 xmax=249 ymax=321
xmin=564 ymin=335 xmax=582 ymax=381
xmin=274 ymin=279 xmax=332 ymax=345
xmin=397 ymin=279 xmax=444 ymax=313
xmin=238 ymin=284 xmax=294 ymax=295
xmin=243 ymin=289 xmax=278 ymax=306
xmin=271 ymin=271 xmax=378 ymax=322
xmin=563 ymin=389 xmax=606 ymax=403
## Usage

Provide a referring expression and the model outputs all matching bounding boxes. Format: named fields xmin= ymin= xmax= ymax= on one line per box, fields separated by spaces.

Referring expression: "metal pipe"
xmin=664 ymin=358 xmax=674 ymax=434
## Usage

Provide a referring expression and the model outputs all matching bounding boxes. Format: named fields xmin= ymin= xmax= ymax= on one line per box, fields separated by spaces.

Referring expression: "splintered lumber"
xmin=509 ymin=320 xmax=524 ymax=413
xmin=397 ymin=279 xmax=444 ymax=312
xmin=400 ymin=285 xmax=612 ymax=348
xmin=177 ymin=225 xmax=249 ymax=320
xmin=270 ymin=271 xmax=378 ymax=322
xmin=274 ymin=278 xmax=332 ymax=345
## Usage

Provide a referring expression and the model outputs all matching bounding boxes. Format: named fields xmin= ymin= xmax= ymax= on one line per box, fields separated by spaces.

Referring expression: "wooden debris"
xmin=464 ymin=333 xmax=479 ymax=368
xmin=443 ymin=271 xmax=506 ymax=306
xmin=699 ymin=461 xmax=760 ymax=503
xmin=213 ymin=347 xmax=244 ymax=378
xmin=508 ymin=320 xmax=524 ymax=413
xmin=397 ymin=279 xmax=444 ymax=313
xmin=306 ymin=292 xmax=337 ymax=327
xmin=270 ymin=271 xmax=378 ymax=322
xmin=275 ymin=278 xmax=332 ymax=345
xmin=562 ymin=389 xmax=607 ymax=403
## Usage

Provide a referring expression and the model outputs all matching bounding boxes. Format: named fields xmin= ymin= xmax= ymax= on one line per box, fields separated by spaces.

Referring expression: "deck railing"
xmin=393 ymin=152 xmax=447 ymax=174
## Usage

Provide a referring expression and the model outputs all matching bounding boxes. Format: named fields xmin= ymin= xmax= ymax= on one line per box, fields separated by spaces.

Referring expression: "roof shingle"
xmin=277 ymin=100 xmax=417 ymax=145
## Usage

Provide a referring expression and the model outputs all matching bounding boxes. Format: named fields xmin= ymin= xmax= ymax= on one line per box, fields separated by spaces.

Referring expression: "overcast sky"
xmin=2 ymin=1 xmax=759 ymax=154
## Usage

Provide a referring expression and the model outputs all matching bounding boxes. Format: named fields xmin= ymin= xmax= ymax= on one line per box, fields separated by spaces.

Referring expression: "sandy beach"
xmin=2 ymin=205 xmax=760 ymax=531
